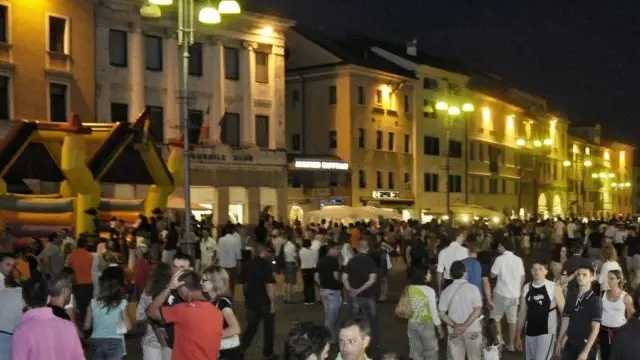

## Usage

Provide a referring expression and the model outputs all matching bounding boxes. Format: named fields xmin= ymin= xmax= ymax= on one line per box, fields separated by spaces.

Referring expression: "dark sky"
xmin=256 ymin=0 xmax=640 ymax=145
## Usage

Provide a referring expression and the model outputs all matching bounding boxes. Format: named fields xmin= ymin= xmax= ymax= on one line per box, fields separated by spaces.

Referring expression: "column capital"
xmin=242 ymin=41 xmax=258 ymax=50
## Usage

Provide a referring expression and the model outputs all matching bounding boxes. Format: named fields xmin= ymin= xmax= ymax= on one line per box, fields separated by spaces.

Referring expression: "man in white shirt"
xmin=0 ymin=253 xmax=16 ymax=291
xmin=439 ymin=261 xmax=483 ymax=360
xmin=553 ymin=218 xmax=566 ymax=244
xmin=490 ymin=238 xmax=525 ymax=352
xmin=437 ymin=228 xmax=469 ymax=293
xmin=218 ymin=223 xmax=243 ymax=298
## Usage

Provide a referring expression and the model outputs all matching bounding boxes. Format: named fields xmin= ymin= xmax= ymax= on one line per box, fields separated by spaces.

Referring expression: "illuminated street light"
xmin=599 ymin=172 xmax=606 ymax=179
xmin=448 ymin=106 xmax=461 ymax=116
xmin=199 ymin=4 xmax=221 ymax=24
xmin=624 ymin=182 xmax=631 ymax=187
xmin=563 ymin=160 xmax=571 ymax=167
xmin=516 ymin=138 xmax=526 ymax=146
xmin=533 ymin=140 xmax=542 ymax=147
xmin=435 ymin=101 xmax=449 ymax=111
xmin=591 ymin=173 xmax=598 ymax=179
xmin=543 ymin=138 xmax=552 ymax=146
xmin=462 ymin=103 xmax=475 ymax=112
xmin=584 ymin=159 xmax=592 ymax=167
xmin=608 ymin=173 xmax=615 ymax=178
xmin=149 ymin=0 xmax=173 ymax=4
xmin=218 ymin=0 xmax=241 ymax=14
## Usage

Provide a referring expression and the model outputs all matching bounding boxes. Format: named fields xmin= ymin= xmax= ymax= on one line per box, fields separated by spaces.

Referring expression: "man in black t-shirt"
xmin=556 ymin=265 xmax=601 ymax=360
xmin=315 ymin=242 xmax=342 ymax=341
xmin=343 ymin=239 xmax=379 ymax=347
xmin=157 ymin=252 xmax=193 ymax=352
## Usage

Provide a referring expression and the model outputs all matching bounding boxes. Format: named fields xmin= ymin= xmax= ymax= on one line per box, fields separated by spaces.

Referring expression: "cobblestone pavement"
xmin=115 ymin=256 xmax=532 ymax=360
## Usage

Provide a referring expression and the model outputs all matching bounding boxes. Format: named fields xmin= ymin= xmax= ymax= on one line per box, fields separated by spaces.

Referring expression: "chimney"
xmin=406 ymin=39 xmax=417 ymax=56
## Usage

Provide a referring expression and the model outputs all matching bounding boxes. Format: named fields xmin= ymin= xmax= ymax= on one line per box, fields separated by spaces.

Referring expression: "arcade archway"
xmin=538 ymin=193 xmax=549 ymax=219
xmin=552 ymin=194 xmax=563 ymax=217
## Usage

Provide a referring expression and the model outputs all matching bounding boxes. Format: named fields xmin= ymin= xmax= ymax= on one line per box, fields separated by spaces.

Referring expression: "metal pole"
xmin=517 ymin=150 xmax=522 ymax=217
xmin=533 ymin=154 xmax=539 ymax=218
xmin=445 ymin=118 xmax=451 ymax=226
xmin=178 ymin=0 xmax=194 ymax=240
xmin=463 ymin=113 xmax=469 ymax=205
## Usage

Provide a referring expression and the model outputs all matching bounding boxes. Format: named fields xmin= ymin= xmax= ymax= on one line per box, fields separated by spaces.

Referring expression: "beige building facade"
xmin=95 ymin=0 xmax=293 ymax=225
xmin=0 ymin=0 xmax=96 ymax=137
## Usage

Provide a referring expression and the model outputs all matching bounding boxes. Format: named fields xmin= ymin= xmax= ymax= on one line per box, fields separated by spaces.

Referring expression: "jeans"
xmin=408 ymin=322 xmax=438 ymax=360
xmin=0 ymin=333 xmax=11 ymax=360
xmin=241 ymin=304 xmax=275 ymax=357
xmin=72 ymin=283 xmax=94 ymax=325
xmin=92 ymin=338 xmax=124 ymax=360
xmin=302 ymin=268 xmax=316 ymax=303
xmin=349 ymin=296 xmax=378 ymax=345
xmin=447 ymin=331 xmax=482 ymax=360
xmin=320 ymin=289 xmax=342 ymax=341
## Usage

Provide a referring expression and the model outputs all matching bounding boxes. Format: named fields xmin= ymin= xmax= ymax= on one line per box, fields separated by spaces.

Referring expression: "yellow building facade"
xmin=0 ymin=0 xmax=95 ymax=136
xmin=285 ymin=29 xmax=415 ymax=218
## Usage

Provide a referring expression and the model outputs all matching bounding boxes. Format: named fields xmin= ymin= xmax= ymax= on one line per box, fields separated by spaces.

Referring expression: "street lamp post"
xmin=142 ymin=0 xmax=241 ymax=241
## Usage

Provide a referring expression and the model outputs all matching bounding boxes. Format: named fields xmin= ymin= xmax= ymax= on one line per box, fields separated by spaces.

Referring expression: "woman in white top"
xmin=599 ymin=269 xmax=634 ymax=360
xmin=598 ymin=244 xmax=622 ymax=293
xmin=299 ymin=239 xmax=319 ymax=305
xmin=0 ymin=278 xmax=23 ymax=360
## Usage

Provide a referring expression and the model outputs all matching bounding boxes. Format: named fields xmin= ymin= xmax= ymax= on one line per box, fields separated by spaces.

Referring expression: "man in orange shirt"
xmin=147 ymin=269 xmax=223 ymax=360
xmin=67 ymin=237 xmax=94 ymax=325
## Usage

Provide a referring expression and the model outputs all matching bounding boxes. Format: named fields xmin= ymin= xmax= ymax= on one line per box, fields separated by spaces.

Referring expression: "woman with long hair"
xmin=201 ymin=265 xmax=243 ymax=360
xmin=599 ymin=269 xmax=634 ymax=360
xmin=598 ymin=244 xmax=622 ymax=293
xmin=550 ymin=244 xmax=568 ymax=282
xmin=84 ymin=275 xmax=132 ymax=360
xmin=136 ymin=262 xmax=173 ymax=360
xmin=285 ymin=322 xmax=331 ymax=360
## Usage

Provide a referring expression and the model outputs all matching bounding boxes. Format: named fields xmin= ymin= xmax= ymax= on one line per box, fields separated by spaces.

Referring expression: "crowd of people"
xmin=2 ymin=214 xmax=640 ymax=360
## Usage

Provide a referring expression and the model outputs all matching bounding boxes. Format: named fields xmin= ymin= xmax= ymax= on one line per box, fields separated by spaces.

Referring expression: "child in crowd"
xmin=482 ymin=318 xmax=501 ymax=360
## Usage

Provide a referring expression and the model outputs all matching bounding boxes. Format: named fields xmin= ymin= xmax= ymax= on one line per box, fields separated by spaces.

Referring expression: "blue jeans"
xmin=349 ymin=296 xmax=378 ymax=345
xmin=320 ymin=289 xmax=342 ymax=341
xmin=91 ymin=338 xmax=124 ymax=360
xmin=0 ymin=333 xmax=12 ymax=360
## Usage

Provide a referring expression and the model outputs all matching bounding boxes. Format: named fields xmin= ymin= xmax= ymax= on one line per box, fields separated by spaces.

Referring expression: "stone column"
xmin=271 ymin=45 xmax=286 ymax=149
xmin=95 ymin=25 xmax=111 ymax=121
xmin=247 ymin=187 xmax=261 ymax=225
xmin=164 ymin=34 xmax=179 ymax=140
xmin=276 ymin=187 xmax=288 ymax=223
xmin=241 ymin=43 xmax=256 ymax=146
xmin=129 ymin=26 xmax=145 ymax=122
xmin=216 ymin=187 xmax=230 ymax=225
xmin=210 ymin=41 xmax=225 ymax=142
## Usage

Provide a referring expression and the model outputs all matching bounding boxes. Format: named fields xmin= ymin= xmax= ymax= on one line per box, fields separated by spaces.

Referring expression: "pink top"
xmin=11 ymin=307 xmax=84 ymax=360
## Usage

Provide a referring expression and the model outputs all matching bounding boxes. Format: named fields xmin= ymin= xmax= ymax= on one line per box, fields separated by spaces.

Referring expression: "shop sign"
xmin=293 ymin=160 xmax=349 ymax=171
xmin=372 ymin=190 xmax=399 ymax=199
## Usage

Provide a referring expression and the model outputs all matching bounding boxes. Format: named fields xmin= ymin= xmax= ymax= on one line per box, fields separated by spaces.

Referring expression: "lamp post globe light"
xmin=141 ymin=0 xmax=241 ymax=242
xmin=435 ymin=101 xmax=475 ymax=225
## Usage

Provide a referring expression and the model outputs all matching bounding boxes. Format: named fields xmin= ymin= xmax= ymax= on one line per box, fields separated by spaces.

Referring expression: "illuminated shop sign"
xmin=372 ymin=190 xmax=399 ymax=199
xmin=293 ymin=160 xmax=349 ymax=171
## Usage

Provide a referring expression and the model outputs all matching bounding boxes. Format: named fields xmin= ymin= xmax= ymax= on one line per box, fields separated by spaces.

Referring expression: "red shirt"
xmin=161 ymin=301 xmax=223 ymax=360
xmin=68 ymin=248 xmax=93 ymax=284
xmin=133 ymin=258 xmax=150 ymax=289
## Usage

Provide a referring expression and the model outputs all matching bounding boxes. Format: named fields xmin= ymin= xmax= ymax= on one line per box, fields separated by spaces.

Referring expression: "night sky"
xmin=255 ymin=0 xmax=640 ymax=147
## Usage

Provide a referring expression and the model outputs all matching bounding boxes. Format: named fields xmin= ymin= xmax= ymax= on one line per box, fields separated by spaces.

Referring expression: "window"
xmin=502 ymin=179 xmax=506 ymax=193
xmin=423 ymin=136 xmax=440 ymax=155
xmin=388 ymin=132 xmax=395 ymax=151
xmin=329 ymin=86 xmax=337 ymax=104
xmin=255 ymin=115 xmax=269 ymax=148
xmin=290 ymin=173 xmax=301 ymax=188
xmin=329 ymin=172 xmax=338 ymax=187
xmin=404 ymin=134 xmax=410 ymax=153
xmin=358 ymin=128 xmax=365 ymax=148
xmin=375 ymin=89 xmax=382 ymax=104
xmin=224 ymin=47 xmax=239 ymax=80
xmin=0 ymin=76 xmax=8 ymax=120
xmin=291 ymin=90 xmax=299 ymax=108
xmin=146 ymin=106 xmax=164 ymax=143
xmin=376 ymin=131 xmax=383 ymax=150
xmin=291 ymin=134 xmax=301 ymax=151
xmin=449 ymin=140 xmax=462 ymax=158
xmin=448 ymin=83 xmax=461 ymax=95
xmin=404 ymin=172 xmax=409 ymax=185
xmin=0 ymin=5 xmax=6 ymax=43
xmin=448 ymin=175 xmax=462 ymax=192
xmin=357 ymin=86 xmax=364 ymax=105
xmin=110 ymin=103 xmax=128 ymax=123
xmin=145 ymin=35 xmax=163 ymax=71
xmin=404 ymin=95 xmax=409 ymax=113
xmin=359 ymin=170 xmax=366 ymax=189
xmin=49 ymin=83 xmax=67 ymax=122
xmin=188 ymin=110 xmax=204 ymax=144
xmin=376 ymin=171 xmax=383 ymax=189
xmin=48 ymin=16 xmax=67 ymax=53
xmin=470 ymin=176 xmax=476 ymax=193
xmin=221 ymin=112 xmax=240 ymax=147
xmin=424 ymin=173 xmax=439 ymax=192
xmin=388 ymin=172 xmax=395 ymax=189
xmin=109 ymin=30 xmax=127 ymax=67
xmin=478 ymin=143 xmax=485 ymax=161
xmin=423 ymin=77 xmax=438 ymax=90
xmin=329 ymin=131 xmax=337 ymax=149
xmin=469 ymin=141 xmax=475 ymax=160
xmin=188 ymin=42 xmax=203 ymax=76
xmin=255 ymin=52 xmax=268 ymax=83
xmin=489 ymin=178 xmax=498 ymax=194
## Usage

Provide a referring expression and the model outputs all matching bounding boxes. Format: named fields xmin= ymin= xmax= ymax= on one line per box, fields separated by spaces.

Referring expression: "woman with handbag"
xmin=84 ymin=275 xmax=132 ymax=360
xmin=395 ymin=271 xmax=442 ymax=360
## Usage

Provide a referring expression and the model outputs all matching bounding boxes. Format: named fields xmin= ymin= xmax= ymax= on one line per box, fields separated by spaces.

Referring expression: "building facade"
xmin=0 ymin=0 xmax=95 ymax=137
xmin=285 ymin=29 xmax=416 ymax=221
xmin=95 ymin=0 xmax=293 ymax=225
